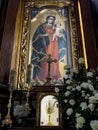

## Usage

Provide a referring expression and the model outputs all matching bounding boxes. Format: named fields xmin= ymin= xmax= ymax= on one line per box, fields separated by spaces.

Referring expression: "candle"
xmin=9 ymin=69 xmax=17 ymax=91
xmin=27 ymin=64 xmax=33 ymax=84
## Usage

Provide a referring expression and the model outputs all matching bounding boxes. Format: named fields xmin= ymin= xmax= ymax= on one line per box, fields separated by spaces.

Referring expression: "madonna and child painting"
xmin=29 ymin=8 xmax=72 ymax=85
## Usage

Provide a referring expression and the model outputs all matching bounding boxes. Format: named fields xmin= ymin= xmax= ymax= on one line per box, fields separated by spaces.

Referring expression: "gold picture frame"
xmin=18 ymin=0 xmax=79 ymax=89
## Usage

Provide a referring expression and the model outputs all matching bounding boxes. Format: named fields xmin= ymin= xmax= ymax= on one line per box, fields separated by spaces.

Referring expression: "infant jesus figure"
xmin=52 ymin=21 xmax=63 ymax=41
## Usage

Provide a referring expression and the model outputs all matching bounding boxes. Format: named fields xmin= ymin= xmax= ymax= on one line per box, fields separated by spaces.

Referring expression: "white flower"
xmin=76 ymin=116 xmax=85 ymax=129
xmin=64 ymin=91 xmax=71 ymax=97
xmin=87 ymin=94 xmax=90 ymax=97
xmin=81 ymin=91 xmax=85 ymax=97
xmin=64 ymin=99 xmax=68 ymax=103
xmin=67 ymin=117 xmax=69 ymax=119
xmin=85 ymin=96 xmax=88 ymax=99
xmin=76 ymin=86 xmax=81 ymax=91
xmin=87 ymin=72 xmax=93 ymax=77
xmin=67 ymin=86 xmax=72 ymax=90
xmin=75 ymin=113 xmax=81 ymax=118
xmin=69 ymin=99 xmax=75 ymax=106
xmin=89 ymin=84 xmax=94 ymax=91
xmin=88 ymin=104 xmax=95 ymax=112
xmin=81 ymin=90 xmax=85 ymax=93
xmin=94 ymin=93 xmax=98 ymax=100
xmin=55 ymin=87 xmax=59 ymax=93
xmin=66 ymin=80 xmax=72 ymax=85
xmin=72 ymin=88 xmax=76 ymax=91
xmin=85 ymin=94 xmax=90 ymax=99
xmin=66 ymin=108 xmax=73 ymax=116
xmin=78 ymin=57 xmax=84 ymax=64
xmin=93 ymin=90 xmax=97 ymax=95
xmin=80 ymin=102 xmax=88 ymax=110
xmin=81 ymin=82 xmax=94 ymax=91
xmin=76 ymin=123 xmax=82 ymax=129
xmin=13 ymin=105 xmax=30 ymax=118
xmin=90 ymin=120 xmax=98 ymax=130
xmin=64 ymin=74 xmax=69 ymax=79
xmin=72 ymin=68 xmax=79 ymax=74
xmin=88 ymin=80 xmax=92 ymax=83
xmin=81 ymin=82 xmax=89 ymax=89
xmin=89 ymin=96 xmax=96 ymax=104
xmin=96 ymin=77 xmax=98 ymax=81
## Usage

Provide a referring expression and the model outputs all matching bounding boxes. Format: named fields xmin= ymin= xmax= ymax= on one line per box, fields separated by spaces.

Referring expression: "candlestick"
xmin=25 ymin=86 xmax=31 ymax=111
xmin=2 ymin=91 xmax=13 ymax=128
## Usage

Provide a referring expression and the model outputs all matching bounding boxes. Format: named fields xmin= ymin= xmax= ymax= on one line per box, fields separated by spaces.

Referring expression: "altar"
xmin=0 ymin=0 xmax=89 ymax=129
xmin=1 ymin=86 xmax=71 ymax=130
xmin=7 ymin=86 xmax=66 ymax=129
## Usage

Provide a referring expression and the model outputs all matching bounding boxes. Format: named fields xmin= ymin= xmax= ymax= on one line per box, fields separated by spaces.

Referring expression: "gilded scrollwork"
xmin=19 ymin=1 xmax=34 ymax=89
xmin=69 ymin=5 xmax=79 ymax=68
xmin=24 ymin=0 xmax=73 ymax=8
xmin=18 ymin=0 xmax=79 ymax=89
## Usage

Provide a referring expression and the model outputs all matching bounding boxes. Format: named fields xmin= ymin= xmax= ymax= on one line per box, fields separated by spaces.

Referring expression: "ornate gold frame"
xmin=18 ymin=0 xmax=79 ymax=89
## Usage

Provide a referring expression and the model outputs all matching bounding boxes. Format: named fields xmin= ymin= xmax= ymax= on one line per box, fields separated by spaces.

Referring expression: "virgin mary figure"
xmin=31 ymin=15 xmax=67 ymax=81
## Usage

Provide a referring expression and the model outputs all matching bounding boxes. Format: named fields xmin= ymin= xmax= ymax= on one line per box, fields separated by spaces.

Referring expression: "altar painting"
xmin=29 ymin=7 xmax=72 ymax=85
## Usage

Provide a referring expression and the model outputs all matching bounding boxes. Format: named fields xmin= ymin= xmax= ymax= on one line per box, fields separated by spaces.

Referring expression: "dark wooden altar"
xmin=8 ymin=127 xmax=70 ymax=130
xmin=10 ymin=86 xmax=65 ymax=128
xmin=0 ymin=86 xmax=69 ymax=130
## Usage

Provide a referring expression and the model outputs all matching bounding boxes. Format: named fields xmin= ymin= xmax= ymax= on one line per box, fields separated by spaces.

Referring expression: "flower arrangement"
xmin=55 ymin=58 xmax=98 ymax=130
xmin=13 ymin=104 xmax=30 ymax=118
xmin=13 ymin=104 xmax=30 ymax=125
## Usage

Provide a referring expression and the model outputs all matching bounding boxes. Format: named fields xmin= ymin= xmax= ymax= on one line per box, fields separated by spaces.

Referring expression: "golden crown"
xmin=47 ymin=10 xmax=57 ymax=16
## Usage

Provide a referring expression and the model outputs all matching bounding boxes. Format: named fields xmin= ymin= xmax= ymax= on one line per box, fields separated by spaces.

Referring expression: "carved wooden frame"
xmin=18 ymin=0 xmax=79 ymax=89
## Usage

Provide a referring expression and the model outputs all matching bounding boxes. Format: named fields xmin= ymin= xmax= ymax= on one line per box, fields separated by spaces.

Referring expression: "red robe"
xmin=37 ymin=25 xmax=61 ymax=80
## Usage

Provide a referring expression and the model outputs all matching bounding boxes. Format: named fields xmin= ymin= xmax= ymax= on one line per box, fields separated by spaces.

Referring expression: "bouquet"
xmin=13 ymin=104 xmax=30 ymax=125
xmin=55 ymin=58 xmax=98 ymax=130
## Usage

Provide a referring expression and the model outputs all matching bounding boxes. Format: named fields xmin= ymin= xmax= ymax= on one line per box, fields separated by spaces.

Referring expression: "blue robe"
xmin=31 ymin=24 xmax=67 ymax=79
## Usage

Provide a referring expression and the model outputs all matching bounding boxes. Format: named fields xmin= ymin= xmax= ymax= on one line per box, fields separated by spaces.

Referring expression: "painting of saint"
xmin=30 ymin=8 xmax=72 ymax=83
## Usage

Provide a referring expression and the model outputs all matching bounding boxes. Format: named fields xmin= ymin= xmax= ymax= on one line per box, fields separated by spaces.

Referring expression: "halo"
xmin=43 ymin=9 xmax=59 ymax=22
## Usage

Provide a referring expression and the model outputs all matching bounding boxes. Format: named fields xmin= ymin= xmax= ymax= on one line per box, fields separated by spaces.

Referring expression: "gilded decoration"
xmin=18 ymin=0 xmax=79 ymax=89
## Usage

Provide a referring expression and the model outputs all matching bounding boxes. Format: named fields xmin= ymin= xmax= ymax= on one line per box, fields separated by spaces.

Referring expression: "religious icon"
xmin=29 ymin=7 xmax=72 ymax=84
xmin=17 ymin=0 xmax=79 ymax=88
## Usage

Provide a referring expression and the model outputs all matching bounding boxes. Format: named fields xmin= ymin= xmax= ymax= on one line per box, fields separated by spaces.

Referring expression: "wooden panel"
xmin=90 ymin=0 xmax=98 ymax=51
xmin=0 ymin=84 xmax=9 ymax=121
xmin=0 ymin=0 xmax=8 ymax=48
xmin=0 ymin=0 xmax=20 ymax=84
xmin=79 ymin=0 xmax=98 ymax=68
